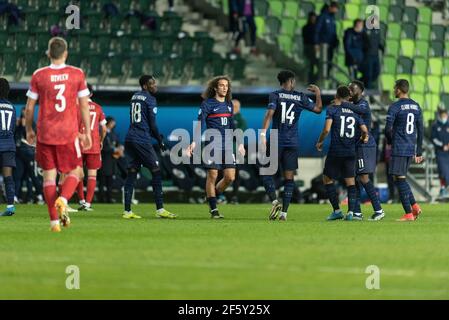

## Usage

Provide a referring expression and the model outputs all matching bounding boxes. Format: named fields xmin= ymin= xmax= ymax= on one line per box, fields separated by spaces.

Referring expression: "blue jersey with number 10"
xmin=0 ymin=99 xmax=16 ymax=152
xmin=268 ymin=89 xmax=315 ymax=147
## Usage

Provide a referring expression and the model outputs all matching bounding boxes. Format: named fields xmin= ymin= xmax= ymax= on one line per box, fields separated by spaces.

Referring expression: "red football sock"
xmin=77 ymin=180 xmax=85 ymax=201
xmin=43 ymin=180 xmax=58 ymax=221
xmin=86 ymin=176 xmax=97 ymax=204
xmin=60 ymin=174 xmax=80 ymax=202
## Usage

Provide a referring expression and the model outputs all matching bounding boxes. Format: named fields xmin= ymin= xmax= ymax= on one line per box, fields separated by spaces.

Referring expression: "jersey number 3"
xmin=54 ymin=84 xmax=66 ymax=112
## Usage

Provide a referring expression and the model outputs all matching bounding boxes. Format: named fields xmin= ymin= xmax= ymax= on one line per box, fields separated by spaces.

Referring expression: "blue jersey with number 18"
xmin=267 ymin=89 xmax=315 ymax=147
xmin=125 ymin=90 xmax=157 ymax=144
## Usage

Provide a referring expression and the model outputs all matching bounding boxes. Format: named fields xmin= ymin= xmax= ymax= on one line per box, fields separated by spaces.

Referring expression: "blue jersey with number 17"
xmin=268 ymin=89 xmax=315 ymax=147
xmin=0 ymin=98 xmax=16 ymax=152
xmin=125 ymin=90 xmax=157 ymax=144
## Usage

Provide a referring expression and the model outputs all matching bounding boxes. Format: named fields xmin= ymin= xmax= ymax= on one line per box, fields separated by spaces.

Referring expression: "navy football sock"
xmin=395 ymin=178 xmax=411 ymax=214
xmin=4 ymin=176 xmax=15 ymax=206
xmin=151 ymin=170 xmax=164 ymax=210
xmin=354 ymin=181 xmax=362 ymax=213
xmin=347 ymin=185 xmax=357 ymax=213
xmin=325 ymin=183 xmax=340 ymax=212
xmin=207 ymin=197 xmax=217 ymax=211
xmin=262 ymin=175 xmax=277 ymax=202
xmin=282 ymin=179 xmax=294 ymax=213
xmin=404 ymin=183 xmax=417 ymax=206
xmin=362 ymin=180 xmax=382 ymax=212
xmin=124 ymin=171 xmax=137 ymax=212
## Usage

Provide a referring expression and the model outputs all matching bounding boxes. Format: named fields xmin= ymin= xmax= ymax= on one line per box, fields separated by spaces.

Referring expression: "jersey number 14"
xmin=281 ymin=102 xmax=295 ymax=125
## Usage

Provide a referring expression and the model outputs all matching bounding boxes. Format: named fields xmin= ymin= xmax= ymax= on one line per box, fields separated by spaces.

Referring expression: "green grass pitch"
xmin=1 ymin=203 xmax=449 ymax=299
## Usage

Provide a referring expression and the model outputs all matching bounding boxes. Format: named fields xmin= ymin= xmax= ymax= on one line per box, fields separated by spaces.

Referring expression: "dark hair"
xmin=87 ymin=83 xmax=93 ymax=96
xmin=395 ymin=79 xmax=409 ymax=94
xmin=0 ymin=77 xmax=10 ymax=99
xmin=336 ymin=85 xmax=350 ymax=99
xmin=201 ymin=75 xmax=232 ymax=102
xmin=308 ymin=11 xmax=316 ymax=18
xmin=438 ymin=107 xmax=448 ymax=115
xmin=329 ymin=1 xmax=339 ymax=8
xmin=48 ymin=37 xmax=67 ymax=59
xmin=353 ymin=18 xmax=363 ymax=27
xmin=139 ymin=75 xmax=155 ymax=89
xmin=350 ymin=80 xmax=365 ymax=92
xmin=106 ymin=116 xmax=115 ymax=124
xmin=277 ymin=70 xmax=296 ymax=85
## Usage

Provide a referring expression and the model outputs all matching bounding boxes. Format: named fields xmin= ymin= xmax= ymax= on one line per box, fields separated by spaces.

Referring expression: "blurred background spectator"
xmin=302 ymin=12 xmax=318 ymax=84
xmin=344 ymin=19 xmax=364 ymax=80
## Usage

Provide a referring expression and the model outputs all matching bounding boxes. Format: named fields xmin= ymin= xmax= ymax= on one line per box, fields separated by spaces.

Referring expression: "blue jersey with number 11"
xmin=268 ymin=89 xmax=315 ymax=147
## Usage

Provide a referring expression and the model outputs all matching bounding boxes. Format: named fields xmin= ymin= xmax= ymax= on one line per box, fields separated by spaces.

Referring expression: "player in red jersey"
xmin=77 ymin=84 xmax=107 ymax=211
xmin=25 ymin=37 xmax=92 ymax=232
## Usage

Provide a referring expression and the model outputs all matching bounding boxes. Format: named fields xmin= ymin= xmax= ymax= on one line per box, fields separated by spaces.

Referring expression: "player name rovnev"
xmin=50 ymin=74 xmax=69 ymax=82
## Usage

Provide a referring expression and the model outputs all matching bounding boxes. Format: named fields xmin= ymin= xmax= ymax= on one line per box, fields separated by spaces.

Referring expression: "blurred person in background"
xmin=302 ymin=11 xmax=318 ymax=84
xmin=344 ymin=19 xmax=365 ymax=80
xmin=431 ymin=107 xmax=449 ymax=198
xmin=362 ymin=17 xmax=384 ymax=89
xmin=231 ymin=0 xmax=257 ymax=55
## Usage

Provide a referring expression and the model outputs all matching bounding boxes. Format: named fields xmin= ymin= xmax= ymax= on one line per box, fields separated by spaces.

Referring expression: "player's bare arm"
xmin=79 ymin=96 xmax=92 ymax=150
xmin=25 ymin=97 xmax=36 ymax=145
xmin=260 ymin=109 xmax=275 ymax=149
xmin=359 ymin=124 xmax=369 ymax=144
xmin=186 ymin=120 xmax=202 ymax=157
xmin=307 ymin=84 xmax=323 ymax=114
xmin=316 ymin=119 xmax=332 ymax=151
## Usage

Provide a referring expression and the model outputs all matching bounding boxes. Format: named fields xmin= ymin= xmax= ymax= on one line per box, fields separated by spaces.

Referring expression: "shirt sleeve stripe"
xmin=26 ymin=90 xmax=38 ymax=100
xmin=78 ymin=88 xmax=90 ymax=98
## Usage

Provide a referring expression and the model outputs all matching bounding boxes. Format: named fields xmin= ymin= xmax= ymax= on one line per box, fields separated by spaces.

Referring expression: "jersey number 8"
xmin=406 ymin=113 xmax=414 ymax=134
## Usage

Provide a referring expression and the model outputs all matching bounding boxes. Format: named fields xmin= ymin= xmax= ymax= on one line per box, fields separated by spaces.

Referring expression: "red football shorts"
xmin=36 ymin=137 xmax=83 ymax=173
xmin=82 ymin=153 xmax=102 ymax=170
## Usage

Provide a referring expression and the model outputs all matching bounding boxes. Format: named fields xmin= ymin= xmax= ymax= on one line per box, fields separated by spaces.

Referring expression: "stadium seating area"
xmin=208 ymin=0 xmax=447 ymax=123
xmin=0 ymin=0 xmax=247 ymax=84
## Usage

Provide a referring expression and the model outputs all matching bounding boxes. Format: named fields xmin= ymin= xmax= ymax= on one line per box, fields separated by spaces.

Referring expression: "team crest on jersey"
xmin=228 ymin=106 xmax=232 ymax=112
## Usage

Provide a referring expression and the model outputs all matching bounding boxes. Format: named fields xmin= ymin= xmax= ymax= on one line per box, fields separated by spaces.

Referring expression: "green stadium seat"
xmin=413 ymin=57 xmax=427 ymax=75
xmin=397 ymin=74 xmax=411 ymax=85
xmin=278 ymin=35 xmax=293 ymax=54
xmin=440 ymin=93 xmax=449 ymax=108
xmin=196 ymin=36 xmax=215 ymax=56
xmin=379 ymin=5 xmax=388 ymax=23
xmin=265 ymin=16 xmax=281 ymax=38
xmin=189 ymin=57 xmax=205 ymax=80
xmin=397 ymin=56 xmax=413 ymax=74
xmin=429 ymin=41 xmax=444 ymax=57
xmin=380 ymin=74 xmax=396 ymax=91
xmin=85 ymin=53 xmax=104 ymax=78
xmin=24 ymin=53 xmax=43 ymax=76
xmin=14 ymin=31 xmax=30 ymax=51
xmin=169 ymin=56 xmax=186 ymax=79
xmin=385 ymin=39 xmax=399 ymax=57
xmin=414 ymin=40 xmax=429 ymax=58
xmin=416 ymin=24 xmax=431 ymax=41
xmin=128 ymin=53 xmax=144 ymax=78
xmin=254 ymin=0 xmax=269 ymax=16
xmin=390 ymin=0 xmax=405 ymax=6
xmin=138 ymin=0 xmax=153 ymax=11
xmin=431 ymin=24 xmax=445 ymax=41
xmin=425 ymin=93 xmax=440 ymax=111
xmin=283 ymin=1 xmax=299 ymax=18
xmin=160 ymin=35 xmax=176 ymax=55
xmin=423 ymin=110 xmax=434 ymax=123
xmin=209 ymin=53 xmax=225 ymax=76
xmin=400 ymin=39 xmax=415 ymax=58
xmin=296 ymin=19 xmax=307 ymax=35
xmin=342 ymin=20 xmax=353 ymax=32
xmin=1 ymin=49 xmax=18 ymax=76
xmin=418 ymin=6 xmax=432 ymax=25
xmin=221 ymin=0 xmax=229 ymax=15
xmin=442 ymin=75 xmax=449 ymax=91
xmin=282 ymin=18 xmax=296 ymax=37
xmin=298 ymin=2 xmax=315 ymax=18
xmin=402 ymin=6 xmax=418 ymax=23
xmin=227 ymin=57 xmax=246 ymax=80
xmin=401 ymin=23 xmax=416 ymax=39
xmin=268 ymin=1 xmax=283 ymax=18
xmin=377 ymin=0 xmax=391 ymax=6
xmin=345 ymin=3 xmax=360 ymax=20
xmin=254 ymin=17 xmax=265 ymax=38
xmin=162 ymin=12 xmax=183 ymax=33
xmin=411 ymin=93 xmax=425 ymax=108
xmin=426 ymin=75 xmax=441 ymax=94
xmin=179 ymin=37 xmax=195 ymax=59
xmin=388 ymin=6 xmax=403 ymax=22
xmin=428 ymin=58 xmax=443 ymax=76
xmin=108 ymin=54 xmax=124 ymax=78
xmin=411 ymin=75 xmax=426 ymax=93
xmin=387 ymin=23 xmax=401 ymax=39
xmin=118 ymin=0 xmax=131 ymax=12
xmin=382 ymin=55 xmax=397 ymax=74
xmin=443 ymin=59 xmax=449 ymax=75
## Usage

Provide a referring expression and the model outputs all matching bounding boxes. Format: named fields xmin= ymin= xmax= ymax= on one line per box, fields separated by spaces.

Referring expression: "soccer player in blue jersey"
xmin=122 ymin=75 xmax=177 ymax=219
xmin=346 ymin=80 xmax=385 ymax=220
xmin=316 ymin=86 xmax=369 ymax=221
xmin=385 ymin=79 xmax=423 ymax=221
xmin=187 ymin=76 xmax=245 ymax=218
xmin=260 ymin=70 xmax=322 ymax=221
xmin=0 ymin=78 xmax=16 ymax=217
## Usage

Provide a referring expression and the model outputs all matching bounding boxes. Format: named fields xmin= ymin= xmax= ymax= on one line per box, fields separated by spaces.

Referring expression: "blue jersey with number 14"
xmin=267 ymin=89 xmax=315 ymax=147
xmin=0 ymin=98 xmax=16 ymax=152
